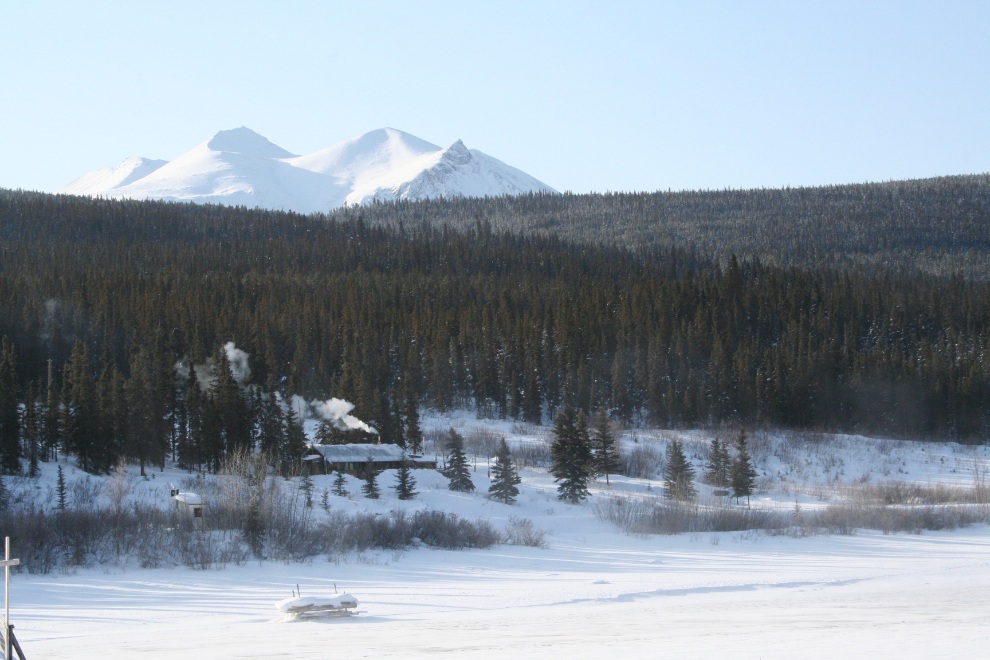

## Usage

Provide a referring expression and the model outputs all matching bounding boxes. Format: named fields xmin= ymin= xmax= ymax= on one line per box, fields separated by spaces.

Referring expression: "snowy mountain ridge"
xmin=58 ymin=127 xmax=555 ymax=213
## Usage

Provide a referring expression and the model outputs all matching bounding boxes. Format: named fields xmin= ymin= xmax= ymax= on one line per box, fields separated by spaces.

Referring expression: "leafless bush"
xmin=594 ymin=493 xmax=990 ymax=538
xmin=465 ymin=428 xmax=504 ymax=460
xmin=594 ymin=496 xmax=787 ymax=535
xmin=69 ymin=475 xmax=101 ymax=509
xmin=622 ymin=443 xmax=663 ymax=479
xmin=511 ymin=440 xmax=552 ymax=468
xmin=319 ymin=510 xmax=500 ymax=551
xmin=502 ymin=516 xmax=548 ymax=547
xmin=845 ymin=481 xmax=989 ymax=505
xmin=748 ymin=429 xmax=773 ymax=464
xmin=818 ymin=502 xmax=987 ymax=534
xmin=423 ymin=428 xmax=447 ymax=456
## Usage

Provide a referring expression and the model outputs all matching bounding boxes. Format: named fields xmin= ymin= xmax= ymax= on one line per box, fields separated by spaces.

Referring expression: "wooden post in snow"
xmin=1 ymin=537 xmax=21 ymax=659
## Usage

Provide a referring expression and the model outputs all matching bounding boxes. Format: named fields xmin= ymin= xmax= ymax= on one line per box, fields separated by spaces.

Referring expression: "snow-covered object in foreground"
xmin=276 ymin=593 xmax=359 ymax=618
xmin=58 ymin=127 xmax=555 ymax=213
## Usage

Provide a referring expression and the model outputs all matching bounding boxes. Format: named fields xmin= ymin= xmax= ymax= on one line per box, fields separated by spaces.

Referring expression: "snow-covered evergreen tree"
xmin=488 ymin=438 xmax=521 ymax=504
xmin=705 ymin=437 xmax=730 ymax=488
xmin=550 ymin=406 xmax=593 ymax=503
xmin=444 ymin=429 xmax=475 ymax=492
xmin=56 ymin=464 xmax=67 ymax=509
xmin=332 ymin=468 xmax=349 ymax=497
xmin=361 ymin=458 xmax=381 ymax=499
xmin=730 ymin=431 xmax=758 ymax=506
xmin=394 ymin=454 xmax=417 ymax=500
xmin=663 ymin=439 xmax=696 ymax=501
xmin=591 ymin=409 xmax=621 ymax=485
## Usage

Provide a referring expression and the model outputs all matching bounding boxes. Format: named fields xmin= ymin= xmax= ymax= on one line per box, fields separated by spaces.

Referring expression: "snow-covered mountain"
xmin=58 ymin=127 xmax=555 ymax=213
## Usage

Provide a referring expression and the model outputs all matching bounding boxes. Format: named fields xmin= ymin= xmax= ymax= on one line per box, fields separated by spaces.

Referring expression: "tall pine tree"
xmin=63 ymin=340 xmax=99 ymax=473
xmin=361 ymin=457 xmax=381 ymax=499
xmin=444 ymin=429 xmax=475 ymax=492
xmin=704 ymin=437 xmax=731 ymax=488
xmin=0 ymin=338 xmax=20 ymax=474
xmin=394 ymin=453 xmax=417 ymax=500
xmin=730 ymin=431 xmax=758 ymax=506
xmin=663 ymin=439 xmax=696 ymax=501
xmin=488 ymin=438 xmax=521 ymax=504
xmin=591 ymin=409 xmax=621 ymax=486
xmin=550 ymin=406 xmax=593 ymax=503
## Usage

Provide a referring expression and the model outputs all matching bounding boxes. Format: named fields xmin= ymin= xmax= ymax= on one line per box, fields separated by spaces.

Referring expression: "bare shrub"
xmin=594 ymin=492 xmax=990 ymax=538
xmin=846 ymin=481 xmax=987 ymax=505
xmin=622 ymin=443 xmax=663 ymax=479
xmin=818 ymin=502 xmax=987 ymax=534
xmin=747 ymin=429 xmax=773 ymax=464
xmin=511 ymin=440 xmax=552 ymax=468
xmin=503 ymin=516 xmax=547 ymax=547
xmin=464 ymin=428 xmax=504 ymax=460
xmin=594 ymin=496 xmax=788 ymax=535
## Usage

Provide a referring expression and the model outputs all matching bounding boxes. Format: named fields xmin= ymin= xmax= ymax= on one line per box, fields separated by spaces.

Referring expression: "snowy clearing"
xmin=6 ymin=412 xmax=990 ymax=658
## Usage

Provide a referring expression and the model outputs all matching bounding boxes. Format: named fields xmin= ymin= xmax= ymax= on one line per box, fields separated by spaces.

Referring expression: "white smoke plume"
xmin=179 ymin=342 xmax=252 ymax=391
xmin=310 ymin=397 xmax=378 ymax=434
xmin=290 ymin=394 xmax=310 ymax=420
xmin=223 ymin=342 xmax=251 ymax=386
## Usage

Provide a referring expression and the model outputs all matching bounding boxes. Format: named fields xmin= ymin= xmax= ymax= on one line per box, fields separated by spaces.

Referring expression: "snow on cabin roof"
xmin=175 ymin=492 xmax=203 ymax=505
xmin=306 ymin=443 xmax=407 ymax=463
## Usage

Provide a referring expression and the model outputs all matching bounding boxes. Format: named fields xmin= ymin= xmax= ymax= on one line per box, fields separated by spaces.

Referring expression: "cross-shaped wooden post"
xmin=0 ymin=537 xmax=21 ymax=660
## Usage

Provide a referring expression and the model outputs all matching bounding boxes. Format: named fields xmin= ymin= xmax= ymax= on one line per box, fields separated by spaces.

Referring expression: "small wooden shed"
xmin=302 ymin=443 xmax=437 ymax=476
xmin=172 ymin=490 xmax=205 ymax=529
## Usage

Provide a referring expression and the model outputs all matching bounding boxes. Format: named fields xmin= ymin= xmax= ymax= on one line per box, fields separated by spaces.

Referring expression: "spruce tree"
xmin=591 ymin=409 xmax=621 ymax=485
xmin=550 ymin=406 xmax=593 ymax=504
xmin=394 ymin=453 xmax=417 ymax=500
xmin=24 ymin=381 xmax=40 ymax=478
xmin=0 ymin=475 xmax=8 ymax=513
xmin=321 ymin=488 xmax=330 ymax=512
xmin=332 ymin=467 xmax=349 ymax=497
xmin=444 ymin=429 xmax=475 ymax=492
xmin=404 ymin=391 xmax=424 ymax=454
xmin=663 ymin=439 xmax=696 ymax=501
xmin=488 ymin=438 xmax=521 ymax=504
xmin=705 ymin=437 xmax=731 ymax=488
xmin=282 ymin=399 xmax=308 ymax=471
xmin=56 ymin=464 xmax=67 ymax=509
xmin=43 ymin=373 xmax=60 ymax=462
xmin=63 ymin=340 xmax=98 ymax=473
xmin=301 ymin=469 xmax=314 ymax=508
xmin=258 ymin=388 xmax=285 ymax=457
xmin=361 ymin=458 xmax=381 ymax=499
xmin=730 ymin=431 xmax=758 ymax=506
xmin=0 ymin=338 xmax=21 ymax=474
xmin=96 ymin=346 xmax=122 ymax=475
xmin=209 ymin=344 xmax=251 ymax=462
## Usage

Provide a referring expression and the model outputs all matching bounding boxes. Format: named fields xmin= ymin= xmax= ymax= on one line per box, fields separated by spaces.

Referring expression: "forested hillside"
xmin=345 ymin=174 xmax=990 ymax=278
xmin=0 ymin=189 xmax=987 ymax=475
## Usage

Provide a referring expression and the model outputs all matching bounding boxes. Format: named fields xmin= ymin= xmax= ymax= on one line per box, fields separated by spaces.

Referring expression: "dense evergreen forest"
xmin=0 ymin=189 xmax=988 ymax=474
xmin=346 ymin=174 xmax=990 ymax=278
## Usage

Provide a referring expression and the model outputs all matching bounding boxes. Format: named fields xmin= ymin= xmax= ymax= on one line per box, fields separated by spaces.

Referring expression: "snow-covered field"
xmin=8 ymin=412 xmax=990 ymax=658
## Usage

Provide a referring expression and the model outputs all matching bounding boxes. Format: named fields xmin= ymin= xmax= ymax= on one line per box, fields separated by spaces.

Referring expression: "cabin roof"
xmin=175 ymin=492 xmax=203 ymax=505
xmin=305 ymin=443 xmax=408 ymax=463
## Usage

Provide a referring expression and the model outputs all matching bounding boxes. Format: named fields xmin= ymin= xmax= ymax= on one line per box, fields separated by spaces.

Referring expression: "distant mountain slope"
xmin=60 ymin=156 xmax=169 ymax=195
xmin=58 ymin=127 xmax=555 ymax=212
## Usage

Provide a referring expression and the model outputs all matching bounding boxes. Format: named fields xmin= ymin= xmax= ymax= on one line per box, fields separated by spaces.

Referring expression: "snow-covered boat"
xmin=275 ymin=593 xmax=360 ymax=618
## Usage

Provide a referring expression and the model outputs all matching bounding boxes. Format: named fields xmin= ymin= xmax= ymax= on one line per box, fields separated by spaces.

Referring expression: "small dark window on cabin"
xmin=193 ymin=507 xmax=203 ymax=518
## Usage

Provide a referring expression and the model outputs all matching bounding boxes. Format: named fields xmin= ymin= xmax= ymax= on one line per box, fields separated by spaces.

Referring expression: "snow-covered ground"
xmin=7 ymin=412 xmax=990 ymax=658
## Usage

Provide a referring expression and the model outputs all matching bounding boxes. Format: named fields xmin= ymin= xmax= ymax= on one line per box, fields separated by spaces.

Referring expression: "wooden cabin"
xmin=302 ymin=443 xmax=437 ymax=476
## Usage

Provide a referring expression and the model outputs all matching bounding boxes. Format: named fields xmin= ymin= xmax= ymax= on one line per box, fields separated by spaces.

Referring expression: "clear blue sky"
xmin=2 ymin=1 xmax=988 ymax=194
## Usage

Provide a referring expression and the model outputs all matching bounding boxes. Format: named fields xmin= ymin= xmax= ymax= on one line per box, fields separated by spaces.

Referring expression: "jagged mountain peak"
xmin=58 ymin=127 xmax=555 ymax=213
xmin=205 ymin=127 xmax=296 ymax=159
